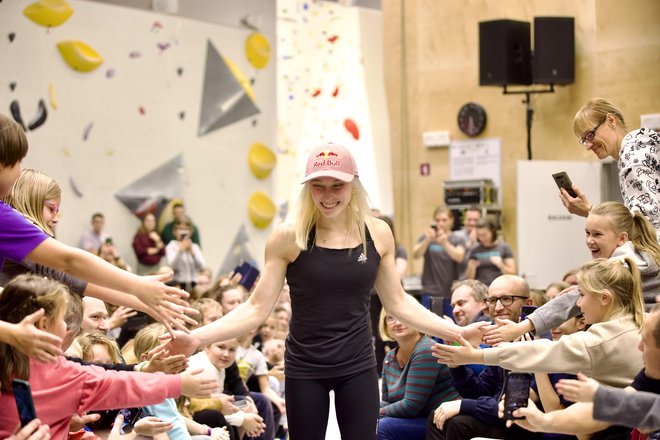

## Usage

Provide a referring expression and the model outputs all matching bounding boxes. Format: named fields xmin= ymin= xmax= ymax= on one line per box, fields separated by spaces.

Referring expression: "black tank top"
xmin=284 ymin=226 xmax=381 ymax=379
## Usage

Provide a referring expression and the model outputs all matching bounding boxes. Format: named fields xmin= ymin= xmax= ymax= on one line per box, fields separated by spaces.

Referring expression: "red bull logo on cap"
xmin=313 ymin=149 xmax=341 ymax=169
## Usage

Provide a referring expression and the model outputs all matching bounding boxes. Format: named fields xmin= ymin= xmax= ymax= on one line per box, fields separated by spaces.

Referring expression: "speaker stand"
xmin=502 ymin=84 xmax=555 ymax=160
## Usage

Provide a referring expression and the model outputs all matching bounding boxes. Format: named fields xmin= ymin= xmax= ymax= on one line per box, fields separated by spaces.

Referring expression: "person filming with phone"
xmin=559 ymin=98 xmax=660 ymax=239
xmin=412 ymin=206 xmax=466 ymax=315
xmin=166 ymin=219 xmax=206 ymax=294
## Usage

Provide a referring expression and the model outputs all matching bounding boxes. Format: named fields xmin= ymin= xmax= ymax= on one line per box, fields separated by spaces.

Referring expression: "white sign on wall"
xmin=449 ymin=138 xmax=502 ymax=201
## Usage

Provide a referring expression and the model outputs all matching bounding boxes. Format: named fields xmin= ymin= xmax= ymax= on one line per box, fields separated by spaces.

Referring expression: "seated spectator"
xmin=377 ymin=309 xmax=459 ymax=440
xmin=188 ymin=338 xmax=267 ymax=439
xmin=562 ymin=269 xmax=578 ymax=285
xmin=449 ymin=279 xmax=489 ymax=326
xmin=0 ymin=275 xmax=218 ymax=440
xmin=133 ymin=323 xmax=230 ymax=440
xmin=132 ymin=213 xmax=166 ymax=275
xmin=236 ymin=331 xmax=285 ymax=431
xmin=80 ymin=212 xmax=108 ymax=254
xmin=162 ymin=202 xmax=201 ymax=246
xmin=530 ymin=288 xmax=549 ymax=307
xmin=251 ymin=314 xmax=279 ymax=351
xmin=190 ymin=298 xmax=224 ymax=329
xmin=192 ymin=267 xmax=214 ymax=300
xmin=545 ymin=281 xmax=570 ymax=300
xmin=166 ymin=219 xmax=206 ymax=293
xmin=435 ymin=258 xmax=645 ymax=389
xmin=210 ymin=285 xmax=247 ymax=316
xmin=425 ymin=275 xmax=542 ymax=440
xmin=77 ymin=332 xmax=121 ymax=364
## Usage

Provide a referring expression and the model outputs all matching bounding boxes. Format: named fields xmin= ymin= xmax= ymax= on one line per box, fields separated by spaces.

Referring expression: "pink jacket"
xmin=0 ymin=357 xmax=182 ymax=440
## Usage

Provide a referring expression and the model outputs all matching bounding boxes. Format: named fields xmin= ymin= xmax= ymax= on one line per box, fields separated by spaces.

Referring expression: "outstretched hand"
xmin=10 ymin=309 xmax=63 ymax=362
xmin=142 ymin=346 xmax=188 ymax=374
xmin=431 ymin=335 xmax=483 ymax=366
xmin=136 ymin=271 xmax=199 ymax=338
xmin=559 ymin=185 xmax=591 ymax=217
xmin=150 ymin=330 xmax=199 ymax=359
xmin=483 ymin=318 xmax=525 ymax=346
xmin=459 ymin=320 xmax=489 ymax=347
xmin=555 ymin=372 xmax=599 ymax=403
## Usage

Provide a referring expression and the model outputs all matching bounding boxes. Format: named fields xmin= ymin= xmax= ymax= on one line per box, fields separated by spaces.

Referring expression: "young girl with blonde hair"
xmin=484 ymin=201 xmax=660 ymax=345
xmin=0 ymin=275 xmax=218 ymax=440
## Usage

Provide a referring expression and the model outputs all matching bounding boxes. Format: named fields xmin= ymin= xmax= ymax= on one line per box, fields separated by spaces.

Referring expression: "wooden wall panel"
xmin=383 ymin=0 xmax=660 ymax=275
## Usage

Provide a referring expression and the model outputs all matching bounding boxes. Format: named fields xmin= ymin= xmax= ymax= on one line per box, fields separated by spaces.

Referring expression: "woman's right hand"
xmin=134 ymin=417 xmax=173 ymax=436
xmin=559 ymin=185 xmax=591 ymax=217
xmin=8 ymin=309 xmax=63 ymax=362
xmin=180 ymin=368 xmax=218 ymax=398
xmin=7 ymin=419 xmax=50 ymax=440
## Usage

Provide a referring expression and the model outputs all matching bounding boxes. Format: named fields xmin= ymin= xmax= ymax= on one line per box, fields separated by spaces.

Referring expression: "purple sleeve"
xmin=0 ymin=202 xmax=48 ymax=267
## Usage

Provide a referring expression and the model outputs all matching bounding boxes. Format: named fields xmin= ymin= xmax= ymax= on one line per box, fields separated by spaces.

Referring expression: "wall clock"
xmin=457 ymin=102 xmax=487 ymax=137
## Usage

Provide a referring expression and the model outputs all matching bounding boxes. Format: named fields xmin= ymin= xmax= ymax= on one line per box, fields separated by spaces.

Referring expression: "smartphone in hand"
xmin=503 ymin=372 xmax=533 ymax=420
xmin=12 ymin=379 xmax=37 ymax=427
xmin=119 ymin=408 xmax=143 ymax=434
xmin=552 ymin=171 xmax=578 ymax=198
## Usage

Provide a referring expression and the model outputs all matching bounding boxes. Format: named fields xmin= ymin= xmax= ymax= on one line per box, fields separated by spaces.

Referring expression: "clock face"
xmin=457 ymin=103 xmax=487 ymax=137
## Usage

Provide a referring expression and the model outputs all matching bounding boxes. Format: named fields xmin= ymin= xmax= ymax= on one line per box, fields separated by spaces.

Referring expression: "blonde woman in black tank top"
xmin=157 ymin=144 xmax=488 ymax=440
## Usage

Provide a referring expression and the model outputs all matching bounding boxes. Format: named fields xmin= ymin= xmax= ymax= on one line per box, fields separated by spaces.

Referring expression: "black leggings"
xmin=285 ymin=368 xmax=379 ymax=440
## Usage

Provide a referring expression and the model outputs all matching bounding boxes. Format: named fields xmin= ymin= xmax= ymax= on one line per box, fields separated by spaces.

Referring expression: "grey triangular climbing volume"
xmin=217 ymin=224 xmax=257 ymax=278
xmin=115 ymin=154 xmax=185 ymax=219
xmin=198 ymin=40 xmax=260 ymax=136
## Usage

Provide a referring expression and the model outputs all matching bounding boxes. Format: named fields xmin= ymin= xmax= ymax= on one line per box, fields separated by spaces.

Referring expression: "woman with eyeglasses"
xmin=559 ymin=98 xmax=660 ymax=238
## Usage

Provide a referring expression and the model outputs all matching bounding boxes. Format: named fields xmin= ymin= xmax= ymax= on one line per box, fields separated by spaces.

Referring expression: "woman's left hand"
xmin=431 ymin=335 xmax=483 ymax=366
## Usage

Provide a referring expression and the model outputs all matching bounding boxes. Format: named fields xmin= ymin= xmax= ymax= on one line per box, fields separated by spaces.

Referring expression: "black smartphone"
xmin=503 ymin=372 xmax=532 ymax=420
xmin=119 ymin=407 xmax=142 ymax=434
xmin=521 ymin=305 xmax=537 ymax=321
xmin=233 ymin=261 xmax=260 ymax=291
xmin=430 ymin=223 xmax=438 ymax=231
xmin=552 ymin=171 xmax=578 ymax=198
xmin=12 ymin=379 xmax=37 ymax=427
xmin=105 ymin=237 xmax=113 ymax=245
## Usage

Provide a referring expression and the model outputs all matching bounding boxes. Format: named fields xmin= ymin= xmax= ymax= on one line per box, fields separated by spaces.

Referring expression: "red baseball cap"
xmin=301 ymin=144 xmax=359 ymax=183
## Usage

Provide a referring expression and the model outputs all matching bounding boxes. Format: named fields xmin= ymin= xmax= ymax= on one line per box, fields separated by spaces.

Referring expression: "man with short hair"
xmin=80 ymin=213 xmax=108 ymax=254
xmin=450 ymin=279 xmax=488 ymax=327
xmin=81 ymin=296 xmax=109 ymax=334
xmin=426 ymin=275 xmax=539 ymax=440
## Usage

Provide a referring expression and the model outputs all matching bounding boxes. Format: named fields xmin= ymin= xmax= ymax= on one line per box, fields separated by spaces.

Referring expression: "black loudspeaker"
xmin=533 ymin=17 xmax=575 ymax=84
xmin=479 ymin=19 xmax=532 ymax=86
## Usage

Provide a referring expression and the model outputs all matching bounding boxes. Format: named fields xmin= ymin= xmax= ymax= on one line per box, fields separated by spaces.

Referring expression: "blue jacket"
xmin=450 ymin=364 xmax=508 ymax=426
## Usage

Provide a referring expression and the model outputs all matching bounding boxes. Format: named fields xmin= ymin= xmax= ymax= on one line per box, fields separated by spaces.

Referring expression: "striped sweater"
xmin=380 ymin=335 xmax=460 ymax=417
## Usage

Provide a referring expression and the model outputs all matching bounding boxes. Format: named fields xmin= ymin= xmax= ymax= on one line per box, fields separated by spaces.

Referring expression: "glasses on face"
xmin=579 ymin=119 xmax=605 ymax=146
xmin=484 ymin=295 xmax=528 ymax=307
xmin=384 ymin=315 xmax=398 ymax=325
xmin=44 ymin=201 xmax=59 ymax=216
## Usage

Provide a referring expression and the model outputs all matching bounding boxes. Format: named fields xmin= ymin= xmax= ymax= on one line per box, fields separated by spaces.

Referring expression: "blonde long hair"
xmin=573 ymin=98 xmax=627 ymax=139
xmin=291 ymin=177 xmax=372 ymax=258
xmin=577 ymin=257 xmax=645 ymax=328
xmin=3 ymin=168 xmax=61 ymax=236
xmin=0 ymin=275 xmax=68 ymax=391
xmin=590 ymin=201 xmax=660 ymax=267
